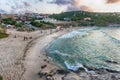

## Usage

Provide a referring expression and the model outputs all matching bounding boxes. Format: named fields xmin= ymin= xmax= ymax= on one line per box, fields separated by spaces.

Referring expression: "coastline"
xmin=21 ymin=27 xmax=81 ymax=80
xmin=0 ymin=27 xmax=120 ymax=80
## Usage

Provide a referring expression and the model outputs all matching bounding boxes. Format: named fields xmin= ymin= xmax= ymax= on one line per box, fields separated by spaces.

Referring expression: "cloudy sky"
xmin=0 ymin=0 xmax=120 ymax=14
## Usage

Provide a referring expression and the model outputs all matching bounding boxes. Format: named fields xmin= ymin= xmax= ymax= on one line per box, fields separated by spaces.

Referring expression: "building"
xmin=84 ymin=17 xmax=91 ymax=21
xmin=42 ymin=18 xmax=57 ymax=23
xmin=63 ymin=18 xmax=71 ymax=21
xmin=0 ymin=14 xmax=12 ymax=19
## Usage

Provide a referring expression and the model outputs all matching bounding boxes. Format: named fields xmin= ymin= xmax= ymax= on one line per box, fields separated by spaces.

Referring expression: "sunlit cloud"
xmin=50 ymin=0 xmax=120 ymax=12
xmin=106 ymin=0 xmax=120 ymax=4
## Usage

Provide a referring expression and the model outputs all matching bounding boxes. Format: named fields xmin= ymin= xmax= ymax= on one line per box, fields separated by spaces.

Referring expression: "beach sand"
xmin=0 ymin=28 xmax=80 ymax=80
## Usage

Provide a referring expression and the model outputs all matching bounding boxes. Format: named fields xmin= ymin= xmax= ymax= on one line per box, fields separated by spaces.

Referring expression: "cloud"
xmin=79 ymin=5 xmax=93 ymax=11
xmin=9 ymin=0 xmax=43 ymax=13
xmin=106 ymin=0 xmax=120 ymax=4
xmin=23 ymin=2 xmax=31 ymax=7
xmin=49 ymin=0 xmax=93 ymax=11
xmin=49 ymin=0 xmax=72 ymax=5
xmin=0 ymin=0 xmax=44 ymax=14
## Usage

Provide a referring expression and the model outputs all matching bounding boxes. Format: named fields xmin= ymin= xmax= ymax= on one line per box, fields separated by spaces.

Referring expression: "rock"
xmin=110 ymin=74 xmax=120 ymax=80
xmin=41 ymin=65 xmax=47 ymax=69
xmin=63 ymin=77 xmax=77 ymax=80
xmin=111 ymin=75 xmax=118 ymax=80
xmin=105 ymin=60 xmax=118 ymax=64
xmin=38 ymin=72 xmax=45 ymax=78
xmin=47 ymin=73 xmax=53 ymax=77
xmin=95 ymin=68 xmax=108 ymax=74
xmin=105 ymin=69 xmax=120 ymax=73
xmin=56 ymin=69 xmax=70 ymax=75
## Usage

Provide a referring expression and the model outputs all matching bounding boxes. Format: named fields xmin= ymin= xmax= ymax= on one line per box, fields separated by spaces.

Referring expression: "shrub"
xmin=0 ymin=33 xmax=8 ymax=39
xmin=0 ymin=75 xmax=3 ymax=80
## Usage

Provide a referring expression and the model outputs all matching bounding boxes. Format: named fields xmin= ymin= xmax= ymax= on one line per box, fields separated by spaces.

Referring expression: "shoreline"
xmin=0 ymin=27 xmax=120 ymax=80
xmin=21 ymin=28 xmax=79 ymax=80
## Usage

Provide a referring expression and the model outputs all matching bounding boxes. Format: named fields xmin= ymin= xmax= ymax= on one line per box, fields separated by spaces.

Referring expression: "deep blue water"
xmin=46 ymin=27 xmax=120 ymax=71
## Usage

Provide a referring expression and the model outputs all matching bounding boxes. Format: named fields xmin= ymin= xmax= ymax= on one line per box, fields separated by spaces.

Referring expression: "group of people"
xmin=23 ymin=36 xmax=32 ymax=41
xmin=14 ymin=35 xmax=32 ymax=41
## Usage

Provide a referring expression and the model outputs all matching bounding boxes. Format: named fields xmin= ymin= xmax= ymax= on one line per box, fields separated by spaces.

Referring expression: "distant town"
xmin=0 ymin=13 xmax=56 ymax=31
xmin=1 ymin=11 xmax=120 ymax=32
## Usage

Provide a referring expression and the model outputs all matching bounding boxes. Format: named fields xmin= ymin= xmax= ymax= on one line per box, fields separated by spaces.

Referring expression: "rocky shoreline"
xmin=37 ymin=66 xmax=120 ymax=80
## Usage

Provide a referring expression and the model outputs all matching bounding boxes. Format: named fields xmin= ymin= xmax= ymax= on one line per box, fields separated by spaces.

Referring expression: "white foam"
xmin=84 ymin=67 xmax=95 ymax=74
xmin=59 ymin=27 xmax=97 ymax=39
xmin=64 ymin=61 xmax=95 ymax=74
xmin=52 ymin=50 xmax=69 ymax=57
xmin=78 ymin=27 xmax=97 ymax=31
xmin=64 ymin=61 xmax=83 ymax=71
xmin=59 ymin=31 xmax=88 ymax=39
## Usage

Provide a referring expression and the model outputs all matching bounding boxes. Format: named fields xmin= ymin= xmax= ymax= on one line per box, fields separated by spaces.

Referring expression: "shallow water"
xmin=46 ymin=27 xmax=120 ymax=71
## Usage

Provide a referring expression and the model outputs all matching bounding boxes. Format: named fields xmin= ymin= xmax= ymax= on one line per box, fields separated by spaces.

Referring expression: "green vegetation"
xmin=1 ymin=17 xmax=55 ymax=30
xmin=30 ymin=20 xmax=55 ymax=29
xmin=15 ymin=21 xmax=24 ymax=27
xmin=0 ymin=27 xmax=8 ymax=39
xmin=0 ymin=33 xmax=8 ymax=39
xmin=2 ymin=18 xmax=24 ymax=27
xmin=0 ymin=75 xmax=2 ymax=80
xmin=2 ymin=18 xmax=16 ymax=25
xmin=50 ymin=11 xmax=120 ymax=26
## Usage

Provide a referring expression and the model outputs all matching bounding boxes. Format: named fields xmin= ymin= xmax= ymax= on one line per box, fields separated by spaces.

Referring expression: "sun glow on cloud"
xmin=67 ymin=0 xmax=120 ymax=12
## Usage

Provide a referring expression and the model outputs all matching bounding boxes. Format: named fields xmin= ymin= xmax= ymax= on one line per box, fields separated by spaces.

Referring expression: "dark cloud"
xmin=49 ymin=0 xmax=73 ymax=5
xmin=67 ymin=5 xmax=93 ymax=12
xmin=50 ymin=0 xmax=93 ymax=12
xmin=106 ymin=0 xmax=120 ymax=4
xmin=67 ymin=6 xmax=80 ymax=11
xmin=23 ymin=2 xmax=31 ymax=7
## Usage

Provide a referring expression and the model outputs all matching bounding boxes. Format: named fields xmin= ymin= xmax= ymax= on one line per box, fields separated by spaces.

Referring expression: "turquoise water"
xmin=46 ymin=27 xmax=120 ymax=71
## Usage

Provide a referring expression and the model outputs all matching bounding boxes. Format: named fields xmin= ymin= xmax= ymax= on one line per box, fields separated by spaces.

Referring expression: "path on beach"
xmin=21 ymin=31 xmax=67 ymax=80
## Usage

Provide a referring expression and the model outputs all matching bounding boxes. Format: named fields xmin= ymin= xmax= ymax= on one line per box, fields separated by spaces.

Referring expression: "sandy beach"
xmin=0 ymin=28 xmax=80 ymax=80
xmin=0 ymin=27 xmax=120 ymax=80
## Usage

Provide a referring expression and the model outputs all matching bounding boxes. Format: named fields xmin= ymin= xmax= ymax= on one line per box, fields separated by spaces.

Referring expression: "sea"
xmin=46 ymin=27 xmax=120 ymax=72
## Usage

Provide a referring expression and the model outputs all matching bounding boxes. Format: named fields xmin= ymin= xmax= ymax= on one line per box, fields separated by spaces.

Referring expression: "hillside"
xmin=50 ymin=11 xmax=120 ymax=26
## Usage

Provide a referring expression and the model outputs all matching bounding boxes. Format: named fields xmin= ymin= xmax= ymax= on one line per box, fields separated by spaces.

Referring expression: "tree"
xmin=3 ymin=18 xmax=16 ymax=25
xmin=30 ymin=21 xmax=42 ymax=28
xmin=15 ymin=22 xmax=23 ymax=27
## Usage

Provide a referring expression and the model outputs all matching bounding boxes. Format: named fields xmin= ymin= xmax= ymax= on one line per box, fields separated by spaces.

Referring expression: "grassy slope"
xmin=50 ymin=11 xmax=120 ymax=26
xmin=0 ymin=33 xmax=8 ymax=39
xmin=0 ymin=75 xmax=2 ymax=80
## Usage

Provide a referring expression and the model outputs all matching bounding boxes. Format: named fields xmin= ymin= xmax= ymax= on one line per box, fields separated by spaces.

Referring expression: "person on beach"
xmin=40 ymin=30 xmax=43 ymax=34
xmin=50 ymin=29 xmax=52 ymax=34
xmin=29 ymin=36 xmax=32 ymax=39
xmin=24 ymin=36 xmax=26 ymax=41
xmin=14 ymin=35 xmax=16 ymax=38
xmin=24 ymin=36 xmax=28 ymax=41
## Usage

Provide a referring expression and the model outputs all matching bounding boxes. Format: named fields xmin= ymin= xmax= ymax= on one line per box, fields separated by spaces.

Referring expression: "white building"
xmin=42 ymin=18 xmax=57 ymax=23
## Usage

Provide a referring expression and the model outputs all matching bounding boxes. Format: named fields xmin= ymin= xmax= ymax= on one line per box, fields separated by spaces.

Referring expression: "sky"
xmin=0 ymin=0 xmax=120 ymax=14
